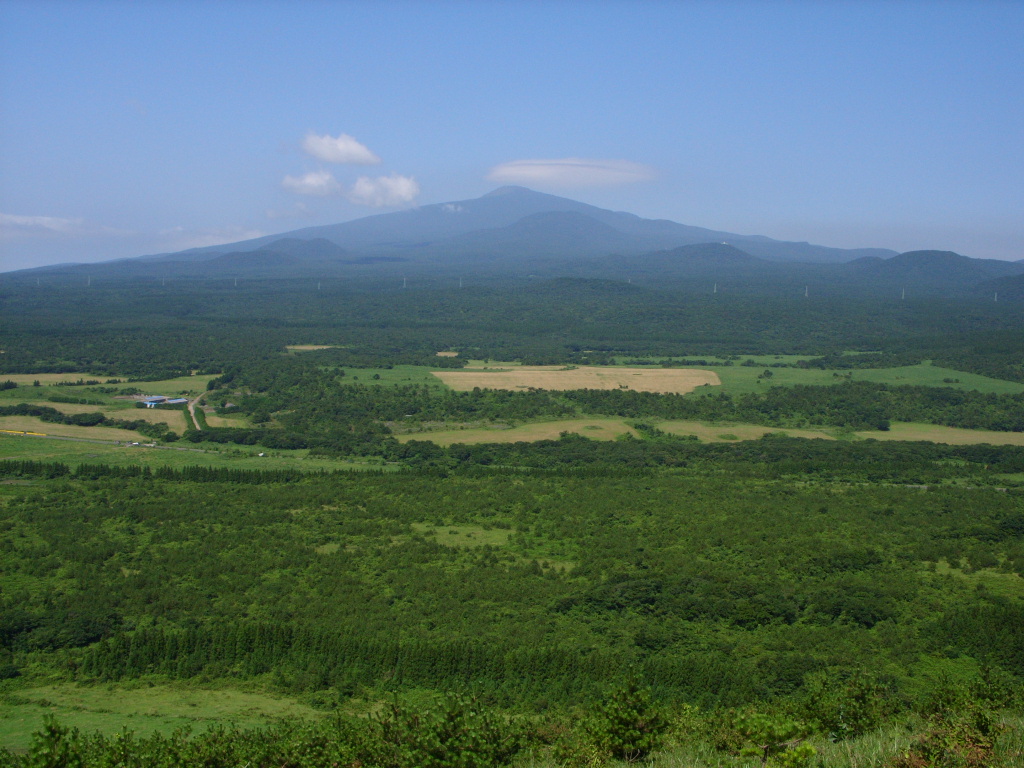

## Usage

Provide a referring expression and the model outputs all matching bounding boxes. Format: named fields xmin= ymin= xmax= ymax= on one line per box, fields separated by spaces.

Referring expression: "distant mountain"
xmin=12 ymin=188 xmax=1022 ymax=300
xmin=843 ymin=250 xmax=1024 ymax=294
xmin=128 ymin=186 xmax=896 ymax=269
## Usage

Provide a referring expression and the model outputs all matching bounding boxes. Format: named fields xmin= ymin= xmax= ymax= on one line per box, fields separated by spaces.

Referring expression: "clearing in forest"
xmin=0 ymin=684 xmax=321 ymax=751
xmin=397 ymin=418 xmax=638 ymax=445
xmin=285 ymin=345 xmax=338 ymax=352
xmin=855 ymin=422 xmax=1024 ymax=446
xmin=432 ymin=366 xmax=720 ymax=394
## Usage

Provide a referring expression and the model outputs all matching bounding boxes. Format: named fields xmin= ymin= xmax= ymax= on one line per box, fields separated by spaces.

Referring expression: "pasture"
xmin=397 ymin=418 xmax=638 ymax=445
xmin=657 ymin=420 xmax=836 ymax=442
xmin=0 ymin=433 xmax=385 ymax=472
xmin=708 ymin=361 xmax=1024 ymax=396
xmin=0 ymin=684 xmax=320 ymax=752
xmin=432 ymin=365 xmax=720 ymax=394
xmin=0 ymin=417 xmax=146 ymax=442
xmin=203 ymin=410 xmax=252 ymax=428
xmin=18 ymin=400 xmax=191 ymax=431
xmin=855 ymin=421 xmax=1024 ymax=446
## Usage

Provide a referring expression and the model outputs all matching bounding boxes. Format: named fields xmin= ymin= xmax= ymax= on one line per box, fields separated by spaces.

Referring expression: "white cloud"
xmin=487 ymin=158 xmax=655 ymax=188
xmin=348 ymin=174 xmax=420 ymax=207
xmin=0 ymin=213 xmax=85 ymax=234
xmin=302 ymin=133 xmax=381 ymax=165
xmin=0 ymin=213 xmax=130 ymax=239
xmin=282 ymin=170 xmax=342 ymax=196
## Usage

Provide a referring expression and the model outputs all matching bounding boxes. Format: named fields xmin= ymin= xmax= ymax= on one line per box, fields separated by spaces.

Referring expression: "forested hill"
xmin=2 ymin=278 xmax=1023 ymax=380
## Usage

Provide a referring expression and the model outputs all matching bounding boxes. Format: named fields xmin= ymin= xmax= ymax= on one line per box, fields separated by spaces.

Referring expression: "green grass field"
xmin=929 ymin=560 xmax=1024 ymax=601
xmin=0 ymin=683 xmax=321 ymax=752
xmin=335 ymin=364 xmax=449 ymax=388
xmin=658 ymin=420 xmax=836 ymax=442
xmin=855 ymin=422 xmax=1024 ymax=446
xmin=708 ymin=361 xmax=1024 ymax=396
xmin=410 ymin=523 xmax=513 ymax=548
xmin=0 ymin=433 xmax=387 ymax=473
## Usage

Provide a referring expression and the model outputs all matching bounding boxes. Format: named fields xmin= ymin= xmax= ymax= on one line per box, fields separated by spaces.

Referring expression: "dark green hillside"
xmin=1 ymin=458 xmax=1022 ymax=703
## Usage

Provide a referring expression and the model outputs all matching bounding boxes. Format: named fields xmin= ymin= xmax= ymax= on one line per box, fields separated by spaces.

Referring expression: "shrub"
xmin=586 ymin=681 xmax=667 ymax=764
xmin=372 ymin=694 xmax=523 ymax=768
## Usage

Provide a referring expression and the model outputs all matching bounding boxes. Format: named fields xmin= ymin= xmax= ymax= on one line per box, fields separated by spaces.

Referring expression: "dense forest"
xmin=1 ymin=277 xmax=1023 ymax=765
xmin=0 ymin=454 xmax=1022 ymax=765
xmin=1 ymin=279 xmax=1023 ymax=380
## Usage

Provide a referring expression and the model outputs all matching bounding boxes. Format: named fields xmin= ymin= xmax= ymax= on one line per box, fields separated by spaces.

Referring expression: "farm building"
xmin=143 ymin=396 xmax=189 ymax=408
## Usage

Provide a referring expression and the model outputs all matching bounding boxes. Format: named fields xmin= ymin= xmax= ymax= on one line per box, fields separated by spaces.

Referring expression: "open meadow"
xmin=0 ymin=433 xmax=386 ymax=472
xmin=855 ymin=421 xmax=1024 ymax=446
xmin=709 ymin=361 xmax=1024 ymax=396
xmin=0 ymin=684 xmax=322 ymax=752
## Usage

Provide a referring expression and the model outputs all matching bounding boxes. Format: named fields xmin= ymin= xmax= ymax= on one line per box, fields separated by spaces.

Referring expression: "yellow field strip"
xmin=398 ymin=418 xmax=638 ymax=446
xmin=0 ymin=416 xmax=145 ymax=442
xmin=433 ymin=366 xmax=720 ymax=394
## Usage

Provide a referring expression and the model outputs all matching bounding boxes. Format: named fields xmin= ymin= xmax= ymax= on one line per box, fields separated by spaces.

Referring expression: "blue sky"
xmin=1 ymin=0 xmax=1022 ymax=271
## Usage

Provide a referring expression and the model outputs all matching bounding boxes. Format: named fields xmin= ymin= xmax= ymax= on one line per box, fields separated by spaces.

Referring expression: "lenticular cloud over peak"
xmin=488 ymin=158 xmax=655 ymax=188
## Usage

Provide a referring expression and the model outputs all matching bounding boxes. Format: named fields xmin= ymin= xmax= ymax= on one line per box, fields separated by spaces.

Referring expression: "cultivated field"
xmin=856 ymin=422 xmax=1024 ymax=446
xmin=203 ymin=411 xmax=251 ymax=428
xmin=0 ymin=373 xmax=110 ymax=385
xmin=397 ymin=418 xmax=638 ymax=445
xmin=0 ymin=417 xmax=145 ymax=442
xmin=658 ymin=420 xmax=836 ymax=442
xmin=285 ymin=344 xmax=338 ymax=352
xmin=433 ymin=366 xmax=720 ymax=394
xmin=19 ymin=401 xmax=190 ymax=430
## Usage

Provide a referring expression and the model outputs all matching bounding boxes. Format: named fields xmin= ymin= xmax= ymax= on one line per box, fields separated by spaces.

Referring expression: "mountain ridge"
xmin=7 ymin=188 xmax=1024 ymax=298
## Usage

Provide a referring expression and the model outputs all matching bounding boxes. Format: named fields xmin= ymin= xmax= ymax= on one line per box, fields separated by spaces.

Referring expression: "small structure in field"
xmin=143 ymin=396 xmax=189 ymax=408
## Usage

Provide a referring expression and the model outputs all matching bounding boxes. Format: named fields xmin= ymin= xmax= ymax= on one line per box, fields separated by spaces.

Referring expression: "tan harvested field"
xmin=286 ymin=344 xmax=337 ymax=351
xmin=0 ymin=373 xmax=108 ymax=385
xmin=20 ymin=401 xmax=109 ymax=414
xmin=433 ymin=366 xmax=720 ymax=394
xmin=204 ymin=412 xmax=251 ymax=428
xmin=20 ymin=402 xmax=189 ymax=430
xmin=397 ymin=418 xmax=638 ymax=446
xmin=855 ymin=422 xmax=1024 ymax=446
xmin=435 ymin=351 xmax=459 ymax=357
xmin=0 ymin=417 xmax=145 ymax=442
xmin=658 ymin=421 xmax=836 ymax=442
xmin=398 ymin=416 xmax=1024 ymax=449
xmin=114 ymin=408 xmax=188 ymax=428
